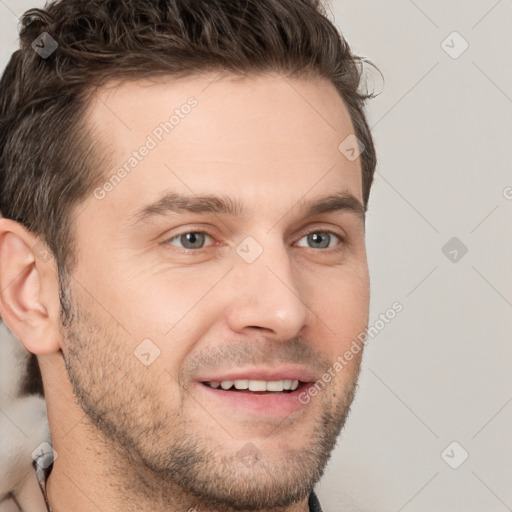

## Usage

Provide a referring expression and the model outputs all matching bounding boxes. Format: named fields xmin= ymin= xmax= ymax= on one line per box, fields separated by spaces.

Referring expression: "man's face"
xmin=59 ymin=72 xmax=370 ymax=510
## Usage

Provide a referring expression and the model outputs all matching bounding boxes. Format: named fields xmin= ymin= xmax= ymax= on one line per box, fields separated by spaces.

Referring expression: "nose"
xmin=224 ymin=237 xmax=316 ymax=339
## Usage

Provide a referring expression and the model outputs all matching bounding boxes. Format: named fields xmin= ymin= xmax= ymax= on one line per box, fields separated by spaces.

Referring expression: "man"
xmin=0 ymin=0 xmax=378 ymax=510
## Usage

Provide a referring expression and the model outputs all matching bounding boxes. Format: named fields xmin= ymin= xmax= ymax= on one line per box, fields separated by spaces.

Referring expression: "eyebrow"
xmin=128 ymin=190 xmax=366 ymax=227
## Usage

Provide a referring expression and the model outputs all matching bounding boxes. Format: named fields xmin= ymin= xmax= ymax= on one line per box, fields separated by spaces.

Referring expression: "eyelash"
xmin=163 ymin=227 xmax=346 ymax=253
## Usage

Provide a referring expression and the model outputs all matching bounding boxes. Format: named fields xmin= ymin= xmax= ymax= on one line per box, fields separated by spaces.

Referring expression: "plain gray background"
xmin=1 ymin=1 xmax=511 ymax=511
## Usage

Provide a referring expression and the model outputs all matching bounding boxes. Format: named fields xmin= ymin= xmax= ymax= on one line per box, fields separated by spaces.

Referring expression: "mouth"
xmin=196 ymin=372 xmax=315 ymax=417
xmin=201 ymin=379 xmax=304 ymax=394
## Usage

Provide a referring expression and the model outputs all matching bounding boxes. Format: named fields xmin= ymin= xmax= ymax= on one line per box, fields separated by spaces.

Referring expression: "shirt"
xmin=34 ymin=452 xmax=324 ymax=512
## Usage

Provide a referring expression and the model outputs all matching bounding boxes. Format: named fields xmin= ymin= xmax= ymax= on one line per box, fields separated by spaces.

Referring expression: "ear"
xmin=0 ymin=218 xmax=62 ymax=354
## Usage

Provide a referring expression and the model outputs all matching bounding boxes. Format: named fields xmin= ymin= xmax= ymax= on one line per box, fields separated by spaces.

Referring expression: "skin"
xmin=0 ymin=72 xmax=370 ymax=512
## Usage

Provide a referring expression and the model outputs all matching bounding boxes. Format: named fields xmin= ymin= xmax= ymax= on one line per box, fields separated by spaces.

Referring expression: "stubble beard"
xmin=57 ymin=272 xmax=362 ymax=511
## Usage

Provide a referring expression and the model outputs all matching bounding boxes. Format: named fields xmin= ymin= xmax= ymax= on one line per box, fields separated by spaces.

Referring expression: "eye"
xmin=165 ymin=231 xmax=214 ymax=250
xmin=295 ymin=230 xmax=343 ymax=250
xmin=163 ymin=228 xmax=345 ymax=253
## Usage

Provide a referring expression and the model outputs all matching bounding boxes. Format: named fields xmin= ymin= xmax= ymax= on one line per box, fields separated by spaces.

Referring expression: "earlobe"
xmin=0 ymin=218 xmax=61 ymax=354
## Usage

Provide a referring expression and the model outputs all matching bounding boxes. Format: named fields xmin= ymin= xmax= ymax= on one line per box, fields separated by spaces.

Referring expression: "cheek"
xmin=103 ymin=270 xmax=217 ymax=340
xmin=124 ymin=277 xmax=221 ymax=371
xmin=314 ymin=267 xmax=369 ymax=323
xmin=309 ymin=268 xmax=370 ymax=366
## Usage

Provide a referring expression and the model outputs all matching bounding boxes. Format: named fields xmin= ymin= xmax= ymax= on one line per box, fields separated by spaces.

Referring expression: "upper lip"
xmin=197 ymin=366 xmax=318 ymax=383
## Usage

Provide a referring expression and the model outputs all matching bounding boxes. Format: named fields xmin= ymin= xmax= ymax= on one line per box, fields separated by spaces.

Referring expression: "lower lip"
xmin=196 ymin=382 xmax=311 ymax=417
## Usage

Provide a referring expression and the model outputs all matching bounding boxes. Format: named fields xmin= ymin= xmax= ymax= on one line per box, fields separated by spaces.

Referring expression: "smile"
xmin=203 ymin=379 xmax=300 ymax=392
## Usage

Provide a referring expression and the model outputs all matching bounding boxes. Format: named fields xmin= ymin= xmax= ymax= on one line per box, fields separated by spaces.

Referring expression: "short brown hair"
xmin=0 ymin=0 xmax=378 ymax=278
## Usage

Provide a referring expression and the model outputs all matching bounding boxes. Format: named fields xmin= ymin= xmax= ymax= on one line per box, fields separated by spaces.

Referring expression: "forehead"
xmin=83 ymin=72 xmax=362 ymax=224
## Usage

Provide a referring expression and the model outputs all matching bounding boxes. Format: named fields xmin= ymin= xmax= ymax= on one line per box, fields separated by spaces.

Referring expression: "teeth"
xmin=248 ymin=380 xmax=267 ymax=391
xmin=206 ymin=379 xmax=300 ymax=392
xmin=220 ymin=380 xmax=234 ymax=390
xmin=266 ymin=380 xmax=284 ymax=392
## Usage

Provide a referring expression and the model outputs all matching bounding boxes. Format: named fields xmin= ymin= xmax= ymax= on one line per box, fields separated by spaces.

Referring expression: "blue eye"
xmin=296 ymin=231 xmax=342 ymax=249
xmin=166 ymin=231 xmax=214 ymax=250
xmin=164 ymin=229 xmax=344 ymax=252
